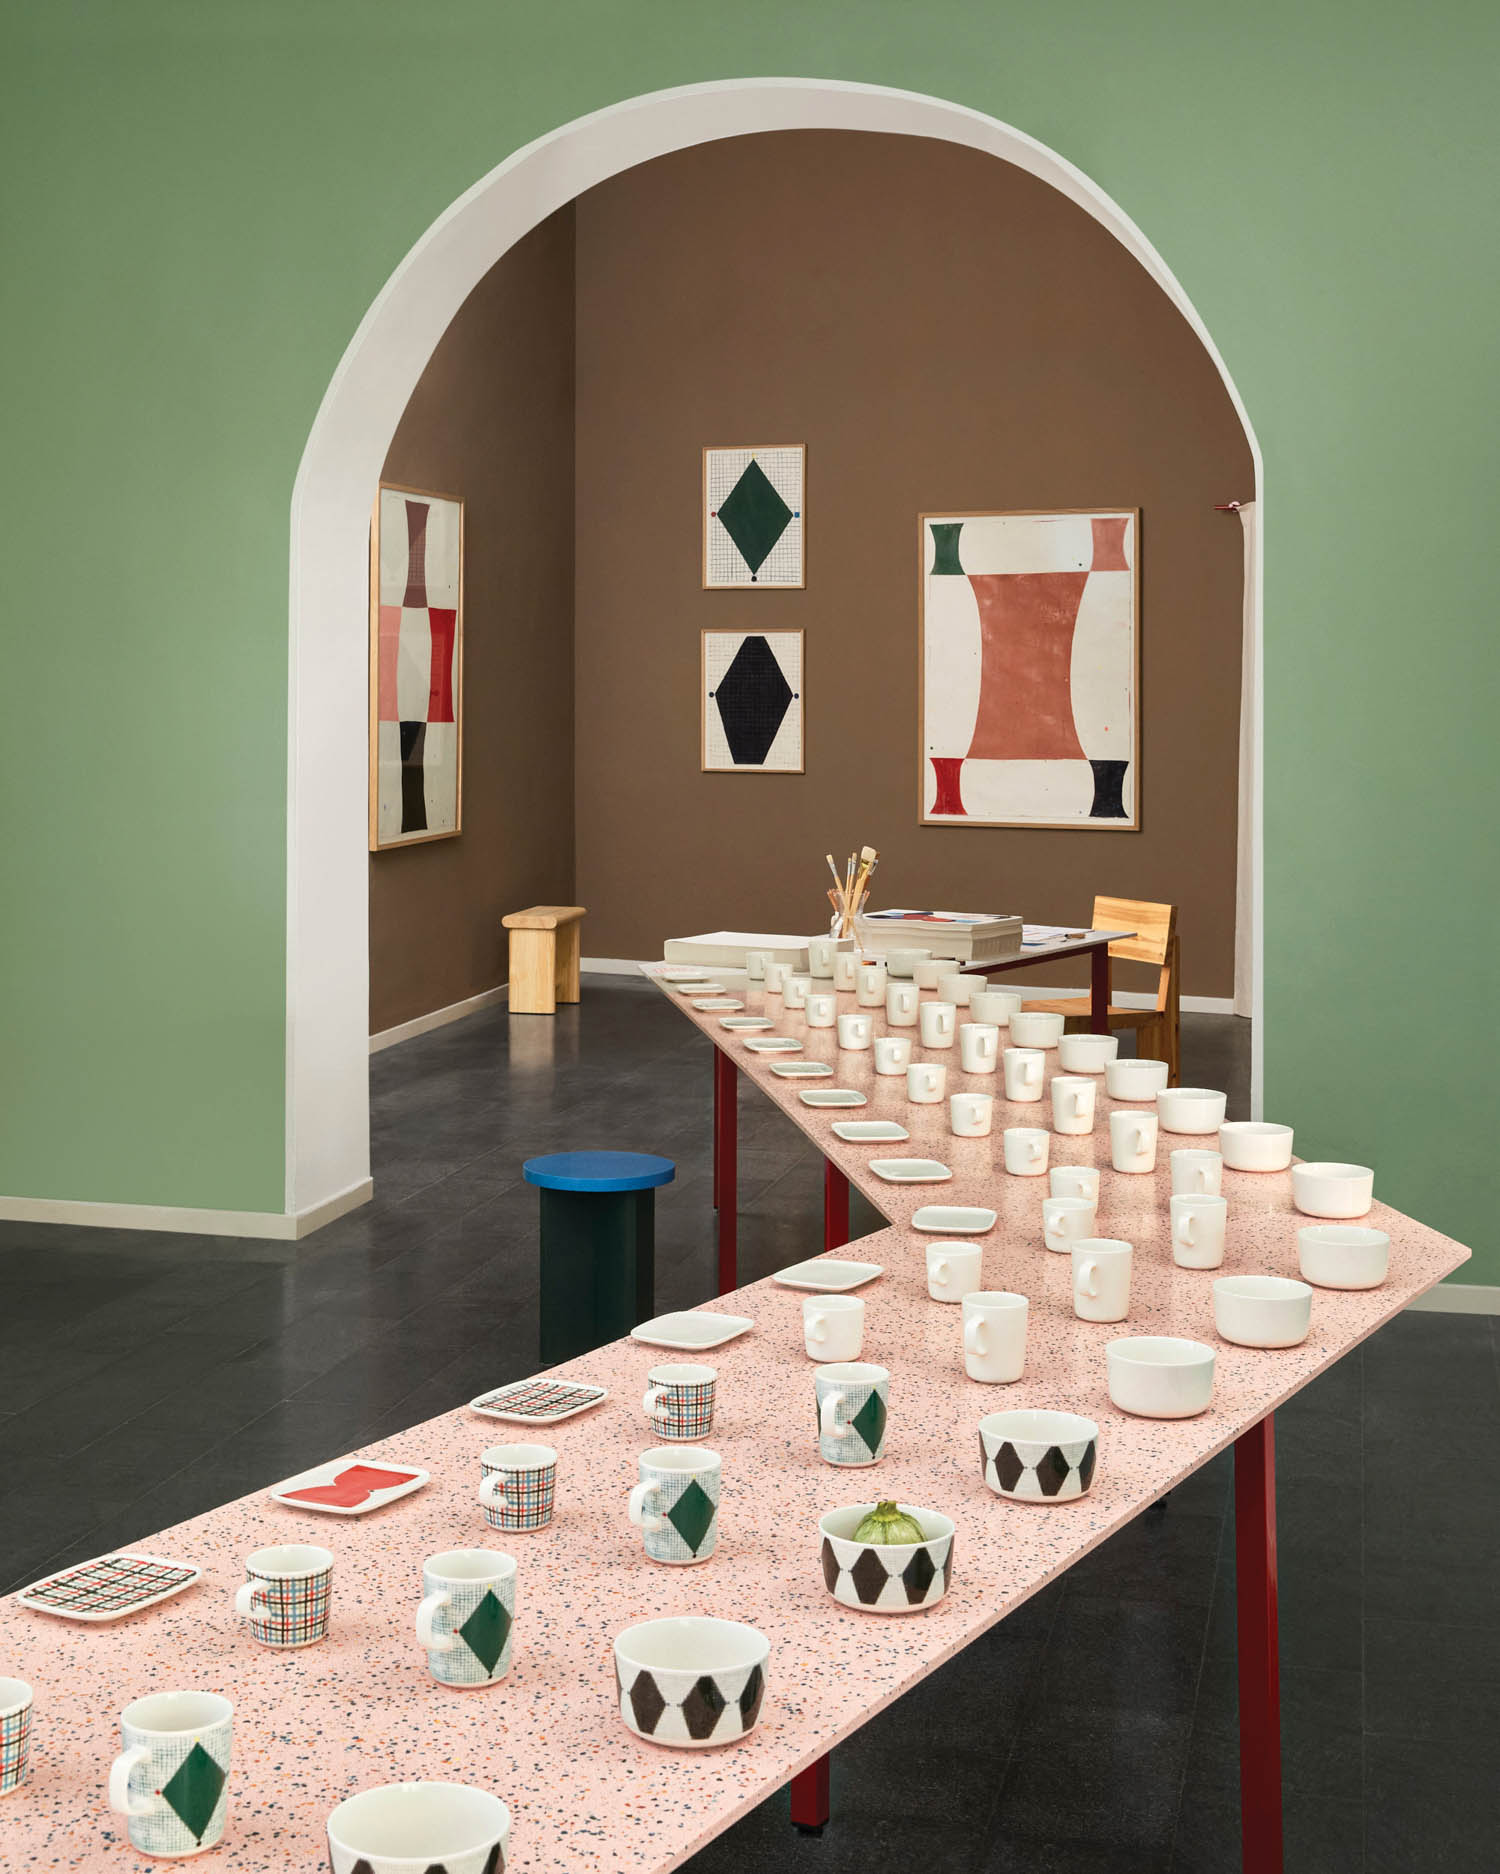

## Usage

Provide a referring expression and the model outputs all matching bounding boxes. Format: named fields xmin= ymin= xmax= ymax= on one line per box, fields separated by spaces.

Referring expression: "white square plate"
xmin=17 ymin=1551 xmax=202 ymax=1623
xmin=658 ymin=968 xmax=713 ymax=982
xmin=720 ymin=1016 xmax=774 ymax=1030
xmin=831 ymin=1119 xmax=910 ymax=1142
xmin=469 ymin=1379 xmax=609 ymax=1423
xmin=770 ymin=1061 xmax=833 ymax=1078
xmin=693 ymin=998 xmax=743 ymax=1011
xmin=674 ymin=982 xmax=726 ymax=995
xmin=799 ymin=1088 xmax=867 ymax=1107
xmin=268 ymin=1460 xmax=430 ymax=1516
xmin=630 ymin=1311 xmax=755 ymax=1350
xmin=773 ymin=1258 xmax=884 ymax=1291
xmin=744 ymin=1036 xmax=801 ymax=1052
xmin=911 ymin=1205 xmax=997 ymax=1233
xmin=870 ymin=1158 xmax=953 ymax=1182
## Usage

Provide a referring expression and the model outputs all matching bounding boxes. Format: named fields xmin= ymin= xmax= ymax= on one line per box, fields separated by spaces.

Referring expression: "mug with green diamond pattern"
xmin=415 ymin=1549 xmax=517 ymax=1689
xmin=107 ymin=1690 xmax=233 ymax=1857
xmin=628 ymin=1446 xmax=721 ymax=1565
xmin=815 ymin=1362 xmax=890 ymax=1466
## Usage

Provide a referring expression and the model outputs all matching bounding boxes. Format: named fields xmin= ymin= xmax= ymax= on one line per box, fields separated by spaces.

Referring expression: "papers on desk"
xmin=1022 ymin=924 xmax=1095 ymax=947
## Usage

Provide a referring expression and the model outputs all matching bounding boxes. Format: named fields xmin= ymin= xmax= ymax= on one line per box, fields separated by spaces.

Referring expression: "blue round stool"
xmin=524 ymin=1152 xmax=675 ymax=1364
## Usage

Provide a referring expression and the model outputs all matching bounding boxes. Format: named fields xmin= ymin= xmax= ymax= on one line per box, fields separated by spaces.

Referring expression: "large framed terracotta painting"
xmin=369 ymin=482 xmax=463 ymax=849
xmin=919 ymin=509 xmax=1139 ymax=829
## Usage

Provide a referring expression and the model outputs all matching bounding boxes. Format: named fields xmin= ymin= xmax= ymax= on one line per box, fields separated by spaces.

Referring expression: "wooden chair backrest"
xmin=1093 ymin=895 xmax=1176 ymax=971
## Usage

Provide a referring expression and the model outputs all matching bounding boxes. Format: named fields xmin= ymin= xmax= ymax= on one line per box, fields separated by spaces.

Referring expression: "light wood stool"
xmin=502 ymin=905 xmax=587 ymax=1015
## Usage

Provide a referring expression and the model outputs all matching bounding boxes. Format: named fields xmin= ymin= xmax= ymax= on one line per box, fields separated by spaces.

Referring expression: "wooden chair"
xmin=502 ymin=905 xmax=586 ymax=1015
xmin=1022 ymin=896 xmax=1181 ymax=1085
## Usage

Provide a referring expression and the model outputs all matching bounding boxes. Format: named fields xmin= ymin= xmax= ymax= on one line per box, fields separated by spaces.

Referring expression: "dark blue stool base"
xmin=538 ymin=1185 xmax=656 ymax=1366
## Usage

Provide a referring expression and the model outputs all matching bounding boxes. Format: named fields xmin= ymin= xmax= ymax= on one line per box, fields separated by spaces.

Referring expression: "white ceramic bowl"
xmin=1008 ymin=1010 xmax=1064 ymax=1049
xmin=886 ymin=948 xmax=931 ymax=977
xmin=327 ymin=1783 xmax=510 ymax=1874
xmin=1154 ymin=1087 xmax=1228 ymax=1135
xmin=1291 ymin=1161 xmax=1374 ymax=1218
xmin=1106 ymin=1337 xmax=1216 ymax=1418
xmin=1105 ymin=1057 xmax=1170 ymax=1101
xmin=978 ymin=1410 xmax=1098 ymax=1502
xmin=1057 ymin=1031 xmax=1119 ymax=1074
xmin=1218 ymin=1120 xmax=1295 ymax=1171
xmin=1297 ymin=1224 xmax=1390 ymax=1290
xmin=613 ymin=1616 xmax=769 ymax=1748
xmin=817 ymin=1503 xmax=956 ymax=1613
xmin=1212 ymin=1275 xmax=1313 ymax=1348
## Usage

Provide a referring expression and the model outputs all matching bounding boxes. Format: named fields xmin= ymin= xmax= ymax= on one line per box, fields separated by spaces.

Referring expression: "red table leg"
xmin=713 ymin=1047 xmax=736 ymax=1295
xmin=1089 ymin=942 xmax=1112 ymax=1034
xmin=790 ymin=1753 xmax=830 ymax=1832
xmin=1235 ymin=1413 xmax=1283 ymax=1874
xmin=824 ymin=1161 xmax=850 ymax=1252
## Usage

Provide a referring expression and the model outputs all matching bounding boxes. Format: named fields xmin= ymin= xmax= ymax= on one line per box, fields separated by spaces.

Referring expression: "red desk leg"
xmin=1235 ymin=1413 xmax=1284 ymax=1874
xmin=1089 ymin=942 xmax=1112 ymax=1034
xmin=713 ymin=1047 xmax=737 ymax=1295
xmin=790 ymin=1753 xmax=830 ymax=1833
xmin=824 ymin=1161 xmax=850 ymax=1252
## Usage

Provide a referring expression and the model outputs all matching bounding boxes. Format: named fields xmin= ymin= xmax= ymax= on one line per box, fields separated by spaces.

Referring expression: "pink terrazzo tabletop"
xmin=0 ymin=968 xmax=1469 ymax=1871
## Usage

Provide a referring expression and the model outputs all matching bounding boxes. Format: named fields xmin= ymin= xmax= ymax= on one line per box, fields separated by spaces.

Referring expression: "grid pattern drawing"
xmin=703 ymin=446 xmax=804 ymax=587
xmin=702 ymin=630 xmax=803 ymax=772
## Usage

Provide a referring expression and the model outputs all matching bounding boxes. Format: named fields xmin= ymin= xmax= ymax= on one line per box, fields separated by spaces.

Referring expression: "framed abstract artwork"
xmin=919 ymin=509 xmax=1139 ymax=829
xmin=701 ymin=629 xmax=804 ymax=773
xmin=702 ymin=445 xmax=805 ymax=587
xmin=369 ymin=482 xmax=464 ymax=849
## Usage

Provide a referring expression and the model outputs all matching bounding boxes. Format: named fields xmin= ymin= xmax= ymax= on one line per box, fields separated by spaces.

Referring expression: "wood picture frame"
xmin=701 ymin=627 xmax=805 ymax=773
xmin=702 ymin=444 xmax=806 ymax=589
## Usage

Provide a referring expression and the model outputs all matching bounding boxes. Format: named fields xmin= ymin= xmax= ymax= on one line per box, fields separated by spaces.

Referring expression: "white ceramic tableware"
xmin=1002 ymin=1047 xmax=1046 ymax=1102
xmin=0 ymin=1679 xmax=34 ymax=1795
xmin=837 ymin=1012 xmax=874 ymax=1050
xmin=233 ymin=1543 xmax=334 ymax=1649
xmin=742 ymin=1034 xmax=801 ymax=1052
xmin=817 ymin=1503 xmax=955 ymax=1613
xmin=833 ymin=952 xmax=859 ymax=992
xmin=774 ymin=1257 xmax=884 ymax=1291
xmin=906 ymin=1061 xmax=947 ymax=1103
xmin=1297 ymin=1224 xmax=1390 ymax=1290
xmin=769 ymin=1060 xmax=833 ymax=1078
xmin=886 ymin=982 xmax=920 ymax=1026
xmin=415 ymin=1549 xmax=517 ymax=1686
xmin=1218 ymin=1121 xmax=1295 ymax=1171
xmin=1171 ymin=1148 xmax=1224 ymax=1195
xmin=478 ymin=1443 xmax=557 ymax=1533
xmin=641 ymin=1363 xmax=716 ymax=1439
xmin=719 ymin=1015 xmax=774 ymax=1031
xmin=1002 ymin=1126 xmax=1050 ymax=1175
xmin=807 ymin=935 xmax=842 ymax=979
xmin=1291 ymin=1162 xmax=1374 ymax=1218
xmin=1057 ymin=1031 xmax=1119 ymax=1073
xmin=763 ymin=961 xmax=790 ymax=994
xmin=1071 ymin=1239 xmax=1132 ymax=1322
xmin=912 ymin=958 xmax=946 ymax=990
xmin=1106 ymin=1337 xmax=1216 ymax=1418
xmin=886 ymin=948 xmax=932 ymax=978
xmin=1105 ymin=1056 xmax=1170 ymax=1100
xmin=937 ymin=971 xmax=974 ymax=1007
xmin=805 ymin=992 xmax=836 ymax=1028
xmin=1212 ymin=1275 xmax=1313 ymax=1348
xmin=958 ymin=1022 xmax=1000 ymax=1074
xmin=629 ymin=1447 xmax=721 ymax=1564
xmin=1008 ymin=1010 xmax=1063 ymax=1049
xmin=1109 ymin=1109 xmax=1159 ymax=1173
xmin=613 ymin=1617 xmax=769 ymax=1747
xmin=815 ymin=1362 xmax=890 ymax=1465
xmin=783 ymin=974 xmax=811 ymax=1010
xmin=327 ymin=1783 xmax=511 ymax=1874
xmin=830 ymin=1119 xmax=909 ymax=1143
xmin=798 ymin=1088 xmax=867 ymax=1108
xmin=950 ymin=1092 xmax=994 ymax=1137
xmin=869 ymin=1157 xmax=952 ymax=1183
xmin=969 ymin=988 xmax=1021 ymax=1026
xmin=744 ymin=949 xmax=771 ymax=981
xmin=1042 ymin=1194 xmax=1098 ymax=1253
xmin=962 ymin=1291 xmax=1028 ymax=1382
xmin=109 ymin=1691 xmax=233 ymax=1857
xmin=1170 ymin=1193 xmax=1229 ymax=1269
xmin=692 ymin=997 xmax=743 ymax=1012
xmin=1155 ymin=1086 xmax=1228 ymax=1134
xmin=633 ymin=1312 xmax=754 ymax=1349
xmin=803 ymin=1294 xmax=865 ymax=1361
xmin=1050 ymin=1075 xmax=1096 ymax=1135
xmin=919 ymin=1001 xmax=957 ymax=1048
xmin=873 ymin=1035 xmax=914 ymax=1075
xmin=1049 ymin=1165 xmax=1101 ymax=1203
xmin=926 ymin=1241 xmax=982 ymax=1302
xmin=979 ymin=1410 xmax=1098 ymax=1502
xmin=911 ymin=1205 xmax=997 ymax=1233
xmin=855 ymin=959 xmax=889 ymax=1007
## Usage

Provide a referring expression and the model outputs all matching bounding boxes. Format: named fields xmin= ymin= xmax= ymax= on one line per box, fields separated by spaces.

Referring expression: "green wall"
xmin=3 ymin=3 xmax=1494 ymax=1270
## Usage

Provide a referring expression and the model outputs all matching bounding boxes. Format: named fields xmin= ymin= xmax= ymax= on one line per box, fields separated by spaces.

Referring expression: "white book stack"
xmin=854 ymin=910 xmax=1025 ymax=964
xmin=661 ymin=931 xmax=813 ymax=971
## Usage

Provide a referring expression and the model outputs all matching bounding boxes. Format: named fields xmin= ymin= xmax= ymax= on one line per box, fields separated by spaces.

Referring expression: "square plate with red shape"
xmin=268 ymin=1460 xmax=429 ymax=1516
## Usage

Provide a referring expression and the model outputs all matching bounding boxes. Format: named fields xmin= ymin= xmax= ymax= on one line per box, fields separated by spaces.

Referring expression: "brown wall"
xmin=574 ymin=133 xmax=1253 ymax=995
xmin=370 ymin=207 xmax=576 ymax=1033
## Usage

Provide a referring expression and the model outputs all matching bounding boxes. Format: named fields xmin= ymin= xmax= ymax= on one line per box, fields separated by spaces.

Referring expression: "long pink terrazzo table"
xmin=0 ymin=971 xmax=1470 ymax=1871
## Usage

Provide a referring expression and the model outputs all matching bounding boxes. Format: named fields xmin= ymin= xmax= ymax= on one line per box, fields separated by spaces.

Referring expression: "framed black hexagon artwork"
xmin=701 ymin=629 xmax=804 ymax=773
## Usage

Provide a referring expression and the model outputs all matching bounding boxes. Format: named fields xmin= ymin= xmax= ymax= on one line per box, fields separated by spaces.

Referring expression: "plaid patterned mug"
xmin=642 ymin=1363 xmax=717 ymax=1441
xmin=478 ymin=1444 xmax=557 ymax=1533
xmin=0 ymin=1678 xmax=34 ymax=1796
xmin=108 ymin=1691 xmax=233 ymax=1857
xmin=232 ymin=1544 xmax=333 ymax=1648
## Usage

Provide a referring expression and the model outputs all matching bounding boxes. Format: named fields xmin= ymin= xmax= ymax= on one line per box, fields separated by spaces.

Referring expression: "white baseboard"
xmin=370 ymin=984 xmax=508 ymax=1052
xmin=1405 ymin=1283 xmax=1500 ymax=1316
xmin=0 ymin=1177 xmax=374 ymax=1241
xmin=582 ymin=956 xmax=652 ymax=976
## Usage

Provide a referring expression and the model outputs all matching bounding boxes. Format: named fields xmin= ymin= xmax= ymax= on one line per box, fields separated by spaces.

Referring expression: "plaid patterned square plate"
xmin=17 ymin=1551 xmax=202 ymax=1623
xmin=468 ymin=1379 xmax=609 ymax=1424
xmin=268 ymin=1460 xmax=429 ymax=1516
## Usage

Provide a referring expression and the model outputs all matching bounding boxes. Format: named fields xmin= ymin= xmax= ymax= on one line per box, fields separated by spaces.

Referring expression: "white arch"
xmin=287 ymin=77 xmax=1264 ymax=1224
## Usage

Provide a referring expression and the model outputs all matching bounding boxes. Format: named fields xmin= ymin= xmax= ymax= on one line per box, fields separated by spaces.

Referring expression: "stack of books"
xmin=854 ymin=909 xmax=1024 ymax=964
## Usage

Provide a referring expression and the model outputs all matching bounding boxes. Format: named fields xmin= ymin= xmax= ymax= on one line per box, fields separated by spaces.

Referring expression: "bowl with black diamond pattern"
xmin=817 ymin=1503 xmax=956 ymax=1614
xmin=326 ymin=1780 xmax=510 ymax=1873
xmin=613 ymin=1616 xmax=769 ymax=1749
xmin=978 ymin=1410 xmax=1098 ymax=1504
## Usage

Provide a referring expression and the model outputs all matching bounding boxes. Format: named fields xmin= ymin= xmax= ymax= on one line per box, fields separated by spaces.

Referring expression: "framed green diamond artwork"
xmin=703 ymin=445 xmax=805 ymax=587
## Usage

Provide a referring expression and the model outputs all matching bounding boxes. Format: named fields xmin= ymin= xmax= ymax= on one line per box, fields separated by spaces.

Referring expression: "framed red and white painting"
xmin=918 ymin=509 xmax=1139 ymax=830
xmin=369 ymin=482 xmax=464 ymax=849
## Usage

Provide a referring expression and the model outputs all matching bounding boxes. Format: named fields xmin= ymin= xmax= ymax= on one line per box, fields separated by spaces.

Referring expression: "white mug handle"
xmin=628 ymin=1480 xmax=664 ymax=1531
xmin=416 ymin=1588 xmax=455 ymax=1652
xmin=808 ymin=1312 xmax=828 ymax=1343
xmin=932 ymin=1256 xmax=949 ymax=1284
xmin=964 ymin=1315 xmax=989 ymax=1355
xmin=478 ymin=1472 xmax=507 ymax=1510
xmin=1079 ymin=1259 xmax=1100 ymax=1298
xmin=642 ymin=1386 xmax=668 ymax=1420
xmin=820 ymin=1392 xmax=850 ymax=1441
xmin=1026 ymin=1060 xmax=1041 ymax=1086
xmin=1029 ymin=1138 xmax=1044 ymax=1162
xmin=1176 ymin=1212 xmax=1197 ymax=1246
xmin=108 ymin=1746 xmax=156 ymax=1818
xmin=233 ymin=1579 xmax=270 ymax=1621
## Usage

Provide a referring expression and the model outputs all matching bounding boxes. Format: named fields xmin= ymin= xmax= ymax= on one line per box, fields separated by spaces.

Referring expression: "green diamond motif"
xmin=849 ymin=1388 xmax=887 ymax=1460
xmin=458 ymin=1589 xmax=512 ymax=1675
xmin=665 ymin=1478 xmax=717 ymax=1555
xmin=716 ymin=460 xmax=793 ymax=576
xmin=160 ymin=1742 xmax=225 ymax=1843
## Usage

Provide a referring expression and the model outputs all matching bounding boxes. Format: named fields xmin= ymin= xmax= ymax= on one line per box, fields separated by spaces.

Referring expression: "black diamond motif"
xmin=1077 ymin=1440 xmax=1098 ymax=1492
xmin=1036 ymin=1446 xmax=1072 ymax=1498
xmin=978 ymin=1430 xmax=990 ymax=1477
xmin=714 ymin=636 xmax=793 ymax=765
xmin=482 ymin=1846 xmax=506 ymax=1874
xmin=848 ymin=1545 xmax=891 ymax=1606
xmin=901 ymin=1545 xmax=937 ymax=1605
xmin=820 ymin=1536 xmax=841 ymax=1594
xmin=738 ymin=1660 xmax=765 ymax=1729
xmin=628 ymin=1669 xmax=667 ymax=1736
xmin=936 ymin=1534 xmax=954 ymax=1589
xmin=352 ymin=1863 xmax=375 ymax=1874
xmin=993 ymin=1441 xmax=1026 ymax=1493
xmin=681 ymin=1674 xmax=728 ymax=1741
xmin=716 ymin=458 xmax=793 ymax=576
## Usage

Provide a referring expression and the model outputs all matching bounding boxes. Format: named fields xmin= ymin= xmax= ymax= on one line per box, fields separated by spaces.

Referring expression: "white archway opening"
xmin=287 ymin=77 xmax=1264 ymax=1223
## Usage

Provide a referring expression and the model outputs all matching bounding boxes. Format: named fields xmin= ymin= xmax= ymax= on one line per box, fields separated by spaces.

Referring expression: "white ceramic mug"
xmin=109 ymin=1693 xmax=233 ymax=1857
xmin=1009 ymin=1010 xmax=1064 ymax=1049
xmin=950 ymin=1092 xmax=994 ymax=1137
xmin=1003 ymin=1127 xmax=1050 ymax=1175
xmin=1171 ymin=1193 xmax=1229 ymax=1269
xmin=926 ymin=1241 xmax=982 ymax=1302
xmin=805 ymin=992 xmax=836 ymax=1028
xmin=873 ymin=1035 xmax=913 ymax=1075
xmin=763 ymin=961 xmax=790 ymax=994
xmin=962 ymin=1291 xmax=1028 ymax=1383
xmin=1072 ymin=1239 xmax=1133 ymax=1322
xmin=958 ymin=1022 xmax=1000 ymax=1074
xmin=0 ymin=1678 xmax=34 ymax=1796
xmin=1105 ymin=1056 xmax=1170 ymax=1100
xmin=887 ymin=948 xmax=932 ymax=977
xmin=744 ymin=949 xmax=771 ymax=982
xmin=912 ymin=958 xmax=946 ymax=990
xmin=886 ymin=982 xmax=920 ymax=1026
xmin=628 ymin=1447 xmax=722 ymax=1564
xmin=1109 ymin=1109 xmax=1159 ymax=1173
xmin=906 ymin=1061 xmax=947 ymax=1103
xmin=807 ymin=935 xmax=841 ymax=979
xmin=784 ymin=973 xmax=811 ymax=1010
xmin=855 ymin=960 xmax=888 ymax=1007
xmin=1171 ymin=1148 xmax=1224 ymax=1196
xmin=415 ymin=1549 xmax=518 ymax=1686
xmin=919 ymin=1001 xmax=957 ymax=1048
xmin=1049 ymin=1164 xmax=1101 ymax=1202
xmin=837 ymin=1011 xmax=873 ymax=1050
xmin=803 ymin=1294 xmax=865 ymax=1361
xmin=969 ymin=988 xmax=1021 ymax=1026
xmin=1057 ymin=1030 xmax=1119 ymax=1073
xmin=233 ymin=1543 xmax=334 ymax=1649
xmin=478 ymin=1442 xmax=558 ymax=1532
xmin=937 ymin=971 xmax=974 ymax=1008
xmin=833 ymin=951 xmax=859 ymax=992
xmin=1042 ymin=1194 xmax=1098 ymax=1252
xmin=1002 ymin=1048 xmax=1046 ymax=1102
xmin=1050 ymin=1075 xmax=1096 ymax=1135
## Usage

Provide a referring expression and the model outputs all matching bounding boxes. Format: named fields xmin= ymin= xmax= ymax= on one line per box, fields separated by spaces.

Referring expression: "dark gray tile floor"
xmin=1 ymin=975 xmax=1494 ymax=1870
